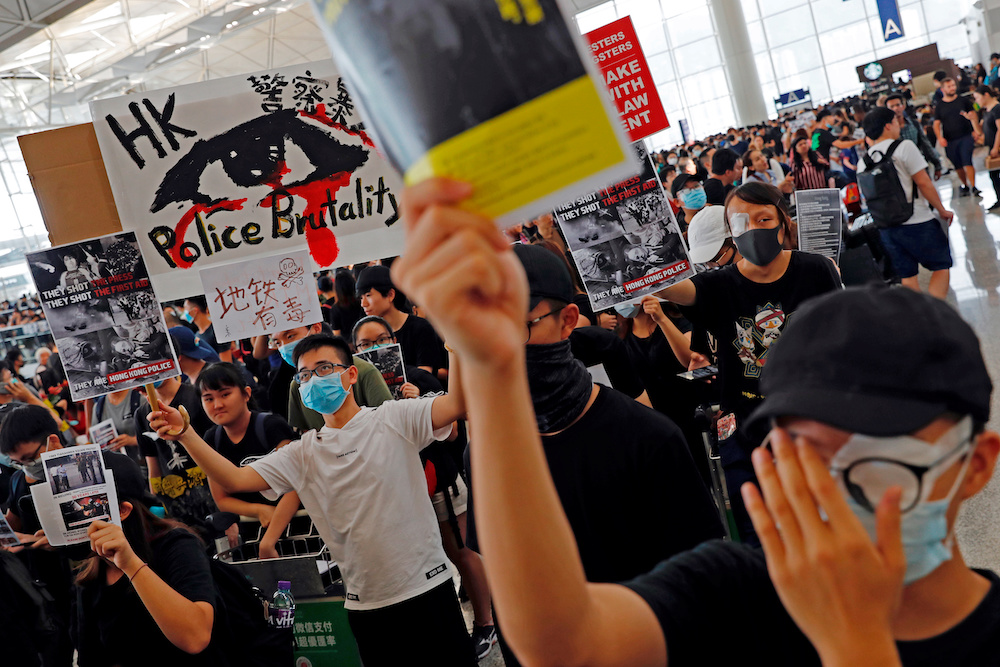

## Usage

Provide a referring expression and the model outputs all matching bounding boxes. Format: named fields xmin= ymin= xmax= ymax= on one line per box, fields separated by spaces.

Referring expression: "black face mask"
xmin=734 ymin=225 xmax=784 ymax=266
xmin=524 ymin=340 xmax=593 ymax=434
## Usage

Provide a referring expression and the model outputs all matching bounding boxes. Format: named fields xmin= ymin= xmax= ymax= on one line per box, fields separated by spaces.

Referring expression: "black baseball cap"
xmin=670 ymin=173 xmax=703 ymax=198
xmin=747 ymin=285 xmax=992 ymax=436
xmin=355 ymin=265 xmax=394 ymax=297
xmin=512 ymin=243 xmax=574 ymax=310
xmin=168 ymin=326 xmax=220 ymax=363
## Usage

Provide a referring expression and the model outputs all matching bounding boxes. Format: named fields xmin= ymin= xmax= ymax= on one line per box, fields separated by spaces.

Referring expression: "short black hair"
xmin=291 ymin=333 xmax=353 ymax=367
xmin=184 ymin=295 xmax=208 ymax=312
xmin=933 ymin=70 xmax=947 ymax=82
xmin=976 ymin=85 xmax=997 ymax=98
xmin=724 ymin=181 xmax=792 ymax=234
xmin=992 ymin=53 xmax=999 ymax=60
xmin=317 ymin=275 xmax=334 ymax=293
xmin=5 ymin=349 xmax=22 ymax=364
xmin=711 ymin=149 xmax=740 ymax=175
xmin=863 ymin=106 xmax=896 ymax=139
xmin=0 ymin=404 xmax=59 ymax=455
xmin=885 ymin=93 xmax=905 ymax=105
xmin=196 ymin=362 xmax=248 ymax=394
xmin=816 ymin=109 xmax=835 ymax=121
xmin=351 ymin=315 xmax=393 ymax=344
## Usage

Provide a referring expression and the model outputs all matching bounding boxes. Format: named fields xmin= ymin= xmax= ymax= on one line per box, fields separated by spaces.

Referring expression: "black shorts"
xmin=347 ymin=581 xmax=476 ymax=667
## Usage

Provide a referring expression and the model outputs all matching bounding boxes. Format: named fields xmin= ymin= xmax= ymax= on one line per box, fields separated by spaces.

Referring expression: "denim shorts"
xmin=879 ymin=219 xmax=953 ymax=278
xmin=944 ymin=133 xmax=975 ymax=168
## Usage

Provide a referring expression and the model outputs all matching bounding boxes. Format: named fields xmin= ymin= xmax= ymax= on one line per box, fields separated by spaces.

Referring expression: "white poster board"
xmin=91 ymin=61 xmax=405 ymax=301
xmin=199 ymin=250 xmax=324 ymax=343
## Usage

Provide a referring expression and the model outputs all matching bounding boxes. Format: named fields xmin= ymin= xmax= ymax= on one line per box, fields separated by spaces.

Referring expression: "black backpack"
xmin=857 ymin=139 xmax=916 ymax=228
xmin=210 ymin=558 xmax=294 ymax=667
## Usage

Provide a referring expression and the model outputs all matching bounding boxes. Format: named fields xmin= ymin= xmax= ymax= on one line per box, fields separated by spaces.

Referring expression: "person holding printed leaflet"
xmin=857 ymin=108 xmax=956 ymax=300
xmin=148 ymin=334 xmax=477 ymax=666
xmin=196 ymin=363 xmax=299 ymax=559
xmin=393 ymin=178 xmax=1000 ymax=667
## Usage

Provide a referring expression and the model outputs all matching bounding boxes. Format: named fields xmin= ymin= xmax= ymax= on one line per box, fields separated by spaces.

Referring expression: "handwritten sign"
xmin=26 ymin=231 xmax=180 ymax=401
xmin=91 ymin=61 xmax=405 ymax=301
xmin=586 ymin=16 xmax=669 ymax=142
xmin=199 ymin=250 xmax=323 ymax=342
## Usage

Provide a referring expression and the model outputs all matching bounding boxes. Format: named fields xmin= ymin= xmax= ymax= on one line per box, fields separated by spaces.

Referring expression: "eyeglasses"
xmin=295 ymin=362 xmax=349 ymax=385
xmin=831 ymin=437 xmax=973 ymax=514
xmin=355 ymin=334 xmax=393 ymax=351
xmin=9 ymin=439 xmax=48 ymax=468
xmin=525 ymin=306 xmax=566 ymax=343
xmin=696 ymin=239 xmax=736 ymax=271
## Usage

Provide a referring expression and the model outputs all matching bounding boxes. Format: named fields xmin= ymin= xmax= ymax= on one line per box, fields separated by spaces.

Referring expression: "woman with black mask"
xmin=654 ymin=182 xmax=842 ymax=544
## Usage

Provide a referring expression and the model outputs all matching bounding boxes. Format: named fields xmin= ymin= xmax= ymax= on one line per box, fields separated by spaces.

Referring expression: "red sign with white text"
xmin=585 ymin=16 xmax=669 ymax=142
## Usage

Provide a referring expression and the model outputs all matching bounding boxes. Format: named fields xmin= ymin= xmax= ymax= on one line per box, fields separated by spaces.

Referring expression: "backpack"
xmin=857 ymin=140 xmax=916 ymax=228
xmin=210 ymin=558 xmax=294 ymax=667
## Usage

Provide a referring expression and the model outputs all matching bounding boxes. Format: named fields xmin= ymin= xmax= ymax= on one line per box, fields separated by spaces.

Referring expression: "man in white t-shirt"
xmin=147 ymin=334 xmax=476 ymax=666
xmin=858 ymin=107 xmax=956 ymax=299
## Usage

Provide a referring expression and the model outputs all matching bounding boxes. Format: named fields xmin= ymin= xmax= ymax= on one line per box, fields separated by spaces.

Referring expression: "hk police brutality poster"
xmin=556 ymin=142 xmax=694 ymax=311
xmin=26 ymin=231 xmax=180 ymax=401
xmin=91 ymin=61 xmax=405 ymax=302
xmin=309 ymin=0 xmax=635 ymax=224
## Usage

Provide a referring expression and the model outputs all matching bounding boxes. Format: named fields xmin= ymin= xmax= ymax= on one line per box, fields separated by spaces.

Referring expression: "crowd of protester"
xmin=1 ymin=57 xmax=1000 ymax=667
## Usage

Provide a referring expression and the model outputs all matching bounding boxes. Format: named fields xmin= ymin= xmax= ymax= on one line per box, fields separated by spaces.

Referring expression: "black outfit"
xmin=680 ymin=252 xmax=841 ymax=541
xmin=393 ymin=314 xmax=447 ymax=373
xmin=568 ymin=326 xmax=645 ymax=399
xmin=985 ymin=105 xmax=1000 ymax=202
xmin=76 ymin=529 xmax=230 ymax=667
xmin=703 ymin=177 xmax=734 ymax=206
xmin=204 ymin=411 xmax=297 ymax=505
xmin=327 ymin=300 xmax=364 ymax=336
xmin=136 ymin=383 xmax=218 ymax=532
xmin=626 ymin=539 xmax=1000 ymax=667
xmin=405 ymin=364 xmax=443 ymax=395
xmin=198 ymin=324 xmax=228 ymax=357
xmin=466 ymin=385 xmax=724 ymax=667
xmin=813 ymin=127 xmax=836 ymax=158
xmin=623 ymin=321 xmax=713 ymax=485
xmin=934 ymin=97 xmax=975 ymax=140
xmin=571 ymin=293 xmax=597 ymax=326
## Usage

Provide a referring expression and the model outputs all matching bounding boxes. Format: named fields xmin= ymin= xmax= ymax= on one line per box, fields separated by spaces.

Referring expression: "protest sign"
xmin=0 ymin=512 xmax=19 ymax=547
xmin=556 ymin=142 xmax=694 ymax=312
xmin=89 ymin=419 xmax=118 ymax=450
xmin=355 ymin=343 xmax=407 ymax=400
xmin=199 ymin=250 xmax=323 ymax=343
xmin=310 ymin=0 xmax=634 ymax=224
xmin=91 ymin=61 xmax=405 ymax=302
xmin=26 ymin=232 xmax=180 ymax=402
xmin=795 ymin=188 xmax=843 ymax=263
xmin=31 ymin=445 xmax=122 ymax=546
xmin=585 ymin=16 xmax=669 ymax=142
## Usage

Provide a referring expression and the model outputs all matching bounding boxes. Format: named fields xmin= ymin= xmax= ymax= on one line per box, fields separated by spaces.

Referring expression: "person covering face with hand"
xmin=392 ymin=178 xmax=1000 ymax=667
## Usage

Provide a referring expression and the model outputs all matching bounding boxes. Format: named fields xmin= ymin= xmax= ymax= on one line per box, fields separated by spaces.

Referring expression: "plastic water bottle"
xmin=269 ymin=580 xmax=295 ymax=629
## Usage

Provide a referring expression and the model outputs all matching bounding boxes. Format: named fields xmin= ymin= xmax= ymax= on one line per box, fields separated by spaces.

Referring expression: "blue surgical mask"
xmin=299 ymin=369 xmax=349 ymax=415
xmin=614 ymin=302 xmax=642 ymax=319
xmin=182 ymin=311 xmax=194 ymax=324
xmin=831 ymin=418 xmax=975 ymax=585
xmin=152 ymin=379 xmax=166 ymax=389
xmin=680 ymin=187 xmax=707 ymax=210
xmin=278 ymin=339 xmax=299 ymax=367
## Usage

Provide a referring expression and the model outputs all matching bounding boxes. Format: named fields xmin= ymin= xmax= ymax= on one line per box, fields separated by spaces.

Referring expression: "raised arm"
xmin=429 ymin=350 xmax=465 ymax=429
xmin=148 ymin=400 xmax=269 ymax=494
xmin=392 ymin=179 xmax=667 ymax=667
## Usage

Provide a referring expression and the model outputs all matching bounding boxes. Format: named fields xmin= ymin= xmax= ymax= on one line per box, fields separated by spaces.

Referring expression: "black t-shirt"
xmin=136 ymin=383 xmax=218 ymax=529
xmin=568 ymin=326 xmax=645 ymax=399
xmin=934 ymin=97 xmax=975 ymax=141
xmin=571 ymin=293 xmax=597 ymax=326
xmin=327 ymin=301 xmax=364 ymax=336
xmin=681 ymin=252 xmax=841 ymax=424
xmin=813 ymin=128 xmax=836 ymax=158
xmin=198 ymin=324 xmax=228 ymax=356
xmin=405 ymin=365 xmax=443 ymax=395
xmin=984 ymin=105 xmax=1000 ymax=153
xmin=204 ymin=411 xmax=297 ymax=506
xmin=625 ymin=539 xmax=1000 ymax=667
xmin=394 ymin=314 xmax=447 ymax=372
xmin=76 ymin=529 xmax=229 ymax=667
xmin=703 ymin=177 xmax=734 ymax=206
xmin=466 ymin=385 xmax=723 ymax=583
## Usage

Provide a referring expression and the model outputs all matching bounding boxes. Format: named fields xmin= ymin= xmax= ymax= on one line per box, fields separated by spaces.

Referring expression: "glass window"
xmin=818 ymin=20 xmax=876 ymax=64
xmin=811 ymin=0 xmax=869 ymax=31
xmin=666 ymin=7 xmax=715 ymax=47
xmin=930 ymin=26 xmax=972 ymax=62
xmin=647 ymin=52 xmax=676 ymax=84
xmin=870 ymin=7 xmax=924 ymax=53
xmin=740 ymin=0 xmax=761 ymax=22
xmin=826 ymin=58 xmax=871 ymax=100
xmin=576 ymin=2 xmax=618 ymax=33
xmin=756 ymin=52 xmax=776 ymax=84
xmin=746 ymin=20 xmax=768 ymax=54
xmin=770 ymin=36 xmax=823 ymax=80
xmin=653 ymin=81 xmax=683 ymax=110
xmin=674 ymin=36 xmax=722 ymax=75
xmin=763 ymin=5 xmax=814 ymax=47
xmin=635 ymin=20 xmax=668 ymax=55
xmin=686 ymin=99 xmax=737 ymax=139
xmin=777 ymin=67 xmax=830 ymax=105
xmin=661 ymin=0 xmax=708 ymax=20
xmin=757 ymin=0 xmax=808 ymax=18
xmin=681 ymin=67 xmax=730 ymax=106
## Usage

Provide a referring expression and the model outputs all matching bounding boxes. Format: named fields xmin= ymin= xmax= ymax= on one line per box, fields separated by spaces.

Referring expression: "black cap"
xmin=512 ymin=244 xmax=574 ymax=310
xmin=102 ymin=450 xmax=159 ymax=508
xmin=355 ymin=265 xmax=393 ymax=297
xmin=168 ymin=326 xmax=220 ymax=362
xmin=747 ymin=285 xmax=992 ymax=436
xmin=670 ymin=173 xmax=703 ymax=198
